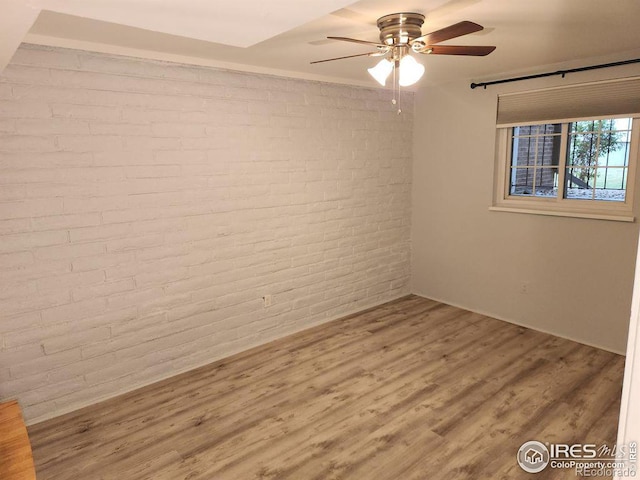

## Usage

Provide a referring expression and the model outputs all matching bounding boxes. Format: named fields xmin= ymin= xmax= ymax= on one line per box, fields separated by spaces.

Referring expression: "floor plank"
xmin=28 ymin=295 xmax=626 ymax=480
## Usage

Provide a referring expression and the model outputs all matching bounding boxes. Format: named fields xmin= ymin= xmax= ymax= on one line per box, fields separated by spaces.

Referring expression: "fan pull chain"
xmin=391 ymin=62 xmax=397 ymax=107
xmin=391 ymin=60 xmax=401 ymax=115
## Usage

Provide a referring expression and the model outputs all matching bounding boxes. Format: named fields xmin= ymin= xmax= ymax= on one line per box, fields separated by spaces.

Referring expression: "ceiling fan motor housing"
xmin=377 ymin=12 xmax=425 ymax=46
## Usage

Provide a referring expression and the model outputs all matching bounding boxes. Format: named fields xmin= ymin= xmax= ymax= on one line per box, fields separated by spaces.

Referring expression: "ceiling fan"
xmin=311 ymin=13 xmax=496 ymax=87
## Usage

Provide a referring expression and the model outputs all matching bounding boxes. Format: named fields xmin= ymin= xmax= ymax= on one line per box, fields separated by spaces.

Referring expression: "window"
xmin=494 ymin=117 xmax=638 ymax=221
xmin=492 ymin=78 xmax=640 ymax=222
xmin=507 ymin=117 xmax=634 ymax=199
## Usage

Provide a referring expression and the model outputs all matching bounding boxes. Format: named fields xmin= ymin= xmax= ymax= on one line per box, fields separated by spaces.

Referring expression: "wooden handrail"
xmin=0 ymin=400 xmax=36 ymax=480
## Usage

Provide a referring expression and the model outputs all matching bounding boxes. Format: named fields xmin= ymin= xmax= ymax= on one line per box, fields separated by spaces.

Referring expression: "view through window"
xmin=509 ymin=117 xmax=633 ymax=202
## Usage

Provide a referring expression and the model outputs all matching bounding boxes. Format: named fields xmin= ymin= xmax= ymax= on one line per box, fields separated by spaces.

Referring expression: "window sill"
xmin=489 ymin=205 xmax=635 ymax=222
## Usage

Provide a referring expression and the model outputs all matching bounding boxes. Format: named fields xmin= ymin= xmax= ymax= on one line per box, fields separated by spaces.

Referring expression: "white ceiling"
xmin=2 ymin=0 xmax=640 ymax=87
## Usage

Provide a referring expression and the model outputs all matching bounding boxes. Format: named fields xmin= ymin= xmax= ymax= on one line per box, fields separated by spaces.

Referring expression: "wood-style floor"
xmin=28 ymin=295 xmax=625 ymax=480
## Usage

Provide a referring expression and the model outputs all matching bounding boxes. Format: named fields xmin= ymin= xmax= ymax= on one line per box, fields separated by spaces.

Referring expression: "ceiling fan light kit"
xmin=367 ymin=58 xmax=393 ymax=86
xmin=398 ymin=55 xmax=425 ymax=87
xmin=312 ymin=12 xmax=496 ymax=112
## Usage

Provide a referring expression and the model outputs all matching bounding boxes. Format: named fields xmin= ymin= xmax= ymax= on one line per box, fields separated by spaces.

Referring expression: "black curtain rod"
xmin=470 ymin=58 xmax=640 ymax=90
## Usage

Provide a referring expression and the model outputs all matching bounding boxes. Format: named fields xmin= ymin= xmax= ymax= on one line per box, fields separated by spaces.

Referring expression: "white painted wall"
xmin=412 ymin=61 xmax=640 ymax=354
xmin=0 ymin=44 xmax=413 ymax=423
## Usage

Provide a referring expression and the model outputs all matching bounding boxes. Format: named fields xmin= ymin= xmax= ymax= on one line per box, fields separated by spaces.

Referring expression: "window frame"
xmin=492 ymin=116 xmax=639 ymax=222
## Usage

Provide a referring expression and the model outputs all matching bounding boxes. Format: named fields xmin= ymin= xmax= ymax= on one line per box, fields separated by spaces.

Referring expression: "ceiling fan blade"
xmin=411 ymin=21 xmax=483 ymax=46
xmin=327 ymin=36 xmax=387 ymax=48
xmin=310 ymin=52 xmax=383 ymax=64
xmin=309 ymin=29 xmax=379 ymax=46
xmin=422 ymin=45 xmax=496 ymax=56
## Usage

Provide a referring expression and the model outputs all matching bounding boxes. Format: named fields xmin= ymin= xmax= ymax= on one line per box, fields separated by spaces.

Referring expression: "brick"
xmin=121 ymin=107 xmax=177 ymax=124
xmin=10 ymin=349 xmax=82 ymax=378
xmin=32 ymin=213 xmax=102 ymax=231
xmin=1 ymin=169 xmax=70 ymax=185
xmin=92 ymin=150 xmax=155 ymax=166
xmin=71 ymin=279 xmax=136 ymax=301
xmin=6 ymin=308 xmax=131 ymax=356
xmin=122 ymin=136 xmax=180 ymax=151
xmin=135 ymin=266 xmax=189 ymax=287
xmin=0 ymin=135 xmax=58 ymax=152
xmin=11 ymin=85 xmax=90 ymax=104
xmin=82 ymin=313 xmax=171 ymax=359
xmin=19 ymin=377 xmax=87 ymax=407
xmin=225 ymin=86 xmax=269 ymax=101
xmin=109 ymin=311 xmax=163 ymax=338
xmin=128 ymin=191 xmax=185 ymax=209
xmin=2 ymin=312 xmax=114 ymax=350
xmin=90 ymin=123 xmax=152 ymax=136
xmin=3 ymin=322 xmax=62 ymax=349
xmin=69 ymin=223 xmax=131 ymax=243
xmin=0 ymin=344 xmax=45 ymax=368
xmin=57 ymin=135 xmax=123 ymax=152
xmin=154 ymin=150 xmax=205 ymax=164
xmin=78 ymin=54 xmax=200 ymax=82
xmin=42 ymin=327 xmax=111 ymax=354
xmin=0 ymin=230 xmax=67 ymax=253
xmin=37 ymin=269 xmax=106 ymax=292
xmin=35 ymin=241 xmax=105 ymax=260
xmin=100 ymin=323 xmax=212 ymax=366
xmin=161 ymin=275 xmax=213 ymax=296
xmin=137 ymin=293 xmax=190 ymax=317
xmin=0 ymin=312 xmax=41 ymax=333
xmin=71 ymin=252 xmax=134 ymax=272
xmin=106 ymin=287 xmax=163 ymax=311
xmin=0 ymin=251 xmax=33 ymax=268
xmin=125 ymin=165 xmax=180 ymax=178
xmin=0 ymin=100 xmax=51 ymax=118
xmin=48 ymin=352 xmax=117 ymax=385
xmin=101 ymin=204 xmax=208 ymax=224
xmin=0 ymin=152 xmax=93 ymax=170
xmin=198 ymin=69 xmax=234 ymax=86
xmin=40 ymin=298 xmax=107 ymax=325
xmin=51 ymin=103 xmax=122 ymax=121
xmin=50 ymin=70 xmax=202 ymax=99
xmin=63 ymin=195 xmax=129 ymax=214
xmin=106 ymin=234 xmax=164 ymax=253
xmin=151 ymin=123 xmax=205 ymax=138
xmin=0 ymin=119 xmax=15 ymax=133
xmin=89 ymin=89 xmax=206 ymax=111
xmin=15 ymin=118 xmax=90 ymax=135
xmin=0 ymin=84 xmax=13 ymax=99
xmin=0 ymin=281 xmax=38 ymax=300
xmin=165 ymin=299 xmax=216 ymax=323
xmin=0 ymin=259 xmax=71 ymax=286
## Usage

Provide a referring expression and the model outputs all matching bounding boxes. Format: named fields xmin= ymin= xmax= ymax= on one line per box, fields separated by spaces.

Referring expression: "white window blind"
xmin=496 ymin=77 xmax=640 ymax=128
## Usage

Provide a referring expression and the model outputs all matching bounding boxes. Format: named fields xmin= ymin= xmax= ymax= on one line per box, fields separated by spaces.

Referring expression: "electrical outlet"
xmin=520 ymin=282 xmax=529 ymax=294
xmin=263 ymin=294 xmax=272 ymax=307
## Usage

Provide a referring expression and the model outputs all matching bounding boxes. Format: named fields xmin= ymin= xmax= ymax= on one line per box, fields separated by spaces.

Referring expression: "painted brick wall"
xmin=0 ymin=44 xmax=412 ymax=423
